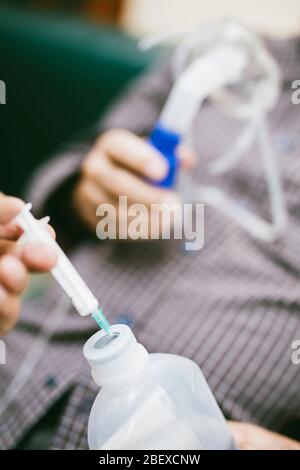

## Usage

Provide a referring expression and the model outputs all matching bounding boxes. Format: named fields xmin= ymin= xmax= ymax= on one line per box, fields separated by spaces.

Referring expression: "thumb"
xmin=0 ymin=194 xmax=24 ymax=225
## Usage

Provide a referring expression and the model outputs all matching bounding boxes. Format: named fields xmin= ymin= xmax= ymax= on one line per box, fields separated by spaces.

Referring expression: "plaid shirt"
xmin=0 ymin=37 xmax=300 ymax=450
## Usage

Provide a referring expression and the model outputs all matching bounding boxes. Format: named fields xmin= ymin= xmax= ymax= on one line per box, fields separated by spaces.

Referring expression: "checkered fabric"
xmin=0 ymin=37 xmax=300 ymax=450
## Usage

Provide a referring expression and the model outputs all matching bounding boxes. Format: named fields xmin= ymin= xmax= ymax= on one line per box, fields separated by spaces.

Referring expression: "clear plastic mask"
xmin=142 ymin=19 xmax=287 ymax=242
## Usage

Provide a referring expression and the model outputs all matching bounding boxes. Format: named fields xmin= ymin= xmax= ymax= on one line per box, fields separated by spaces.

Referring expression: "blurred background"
xmin=123 ymin=0 xmax=300 ymax=38
xmin=0 ymin=0 xmax=299 ymax=196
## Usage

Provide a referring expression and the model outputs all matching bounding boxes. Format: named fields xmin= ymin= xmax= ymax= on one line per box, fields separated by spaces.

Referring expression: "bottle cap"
xmin=83 ymin=325 xmax=149 ymax=389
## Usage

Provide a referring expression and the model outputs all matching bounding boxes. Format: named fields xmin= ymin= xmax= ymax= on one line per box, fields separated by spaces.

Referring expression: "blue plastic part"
xmin=149 ymin=123 xmax=181 ymax=188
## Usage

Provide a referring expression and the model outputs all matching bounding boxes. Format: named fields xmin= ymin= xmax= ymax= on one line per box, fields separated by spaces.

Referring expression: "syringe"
xmin=15 ymin=203 xmax=112 ymax=336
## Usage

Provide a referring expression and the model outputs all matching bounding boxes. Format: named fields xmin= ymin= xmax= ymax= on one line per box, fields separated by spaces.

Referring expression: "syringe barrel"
xmin=15 ymin=204 xmax=99 ymax=316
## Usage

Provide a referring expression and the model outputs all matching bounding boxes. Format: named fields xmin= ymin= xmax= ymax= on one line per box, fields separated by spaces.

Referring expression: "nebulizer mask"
xmin=145 ymin=19 xmax=286 ymax=242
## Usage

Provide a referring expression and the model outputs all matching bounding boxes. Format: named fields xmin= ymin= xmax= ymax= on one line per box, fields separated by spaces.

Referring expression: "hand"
xmin=73 ymin=129 xmax=195 ymax=239
xmin=229 ymin=421 xmax=300 ymax=450
xmin=0 ymin=195 xmax=57 ymax=335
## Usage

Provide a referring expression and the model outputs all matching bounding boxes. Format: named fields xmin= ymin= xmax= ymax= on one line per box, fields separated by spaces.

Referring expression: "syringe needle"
xmin=92 ymin=309 xmax=113 ymax=337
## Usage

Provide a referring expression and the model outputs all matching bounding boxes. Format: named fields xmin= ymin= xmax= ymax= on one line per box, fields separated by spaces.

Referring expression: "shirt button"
xmin=276 ymin=135 xmax=295 ymax=154
xmin=44 ymin=375 xmax=58 ymax=389
xmin=114 ymin=313 xmax=135 ymax=327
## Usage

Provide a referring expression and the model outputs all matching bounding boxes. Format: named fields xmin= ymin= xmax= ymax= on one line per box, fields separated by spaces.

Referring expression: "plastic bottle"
xmin=83 ymin=324 xmax=235 ymax=450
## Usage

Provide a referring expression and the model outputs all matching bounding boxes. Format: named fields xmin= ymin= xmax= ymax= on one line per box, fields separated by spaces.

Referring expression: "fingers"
xmin=0 ymin=254 xmax=28 ymax=336
xmin=0 ymin=255 xmax=29 ymax=294
xmin=0 ymin=194 xmax=57 ymax=335
xmin=83 ymin=130 xmax=195 ymax=207
xmin=228 ymin=421 xmax=300 ymax=451
xmin=0 ymin=246 xmax=55 ymax=293
xmin=0 ymin=195 xmax=55 ymax=241
xmin=20 ymin=243 xmax=57 ymax=272
xmin=177 ymin=145 xmax=197 ymax=170
xmin=77 ymin=130 xmax=191 ymax=236
xmin=0 ymin=221 xmax=23 ymax=241
xmin=0 ymin=288 xmax=21 ymax=336
xmin=73 ymin=178 xmax=114 ymax=231
xmin=0 ymin=196 xmax=24 ymax=225
xmin=0 ymin=240 xmax=16 ymax=257
xmin=0 ymin=243 xmax=57 ymax=336
xmin=83 ymin=152 xmax=179 ymax=206
xmin=228 ymin=422 xmax=254 ymax=450
xmin=45 ymin=224 xmax=56 ymax=240
xmin=0 ymin=196 xmax=25 ymax=241
xmin=98 ymin=129 xmax=196 ymax=174
xmin=93 ymin=130 xmax=169 ymax=181
xmin=75 ymin=178 xmax=114 ymax=210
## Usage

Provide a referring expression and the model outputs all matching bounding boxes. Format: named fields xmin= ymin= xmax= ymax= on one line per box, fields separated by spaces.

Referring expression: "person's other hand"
xmin=0 ymin=195 xmax=57 ymax=335
xmin=229 ymin=421 xmax=300 ymax=450
xmin=73 ymin=129 xmax=195 ymax=239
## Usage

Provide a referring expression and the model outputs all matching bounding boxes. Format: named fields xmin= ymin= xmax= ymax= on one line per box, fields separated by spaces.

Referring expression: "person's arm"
xmin=229 ymin=422 xmax=300 ymax=450
xmin=0 ymin=195 xmax=56 ymax=335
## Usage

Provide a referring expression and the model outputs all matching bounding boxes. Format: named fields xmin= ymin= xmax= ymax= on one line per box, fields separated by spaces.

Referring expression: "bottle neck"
xmin=91 ymin=343 xmax=149 ymax=391
xmin=83 ymin=325 xmax=149 ymax=391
